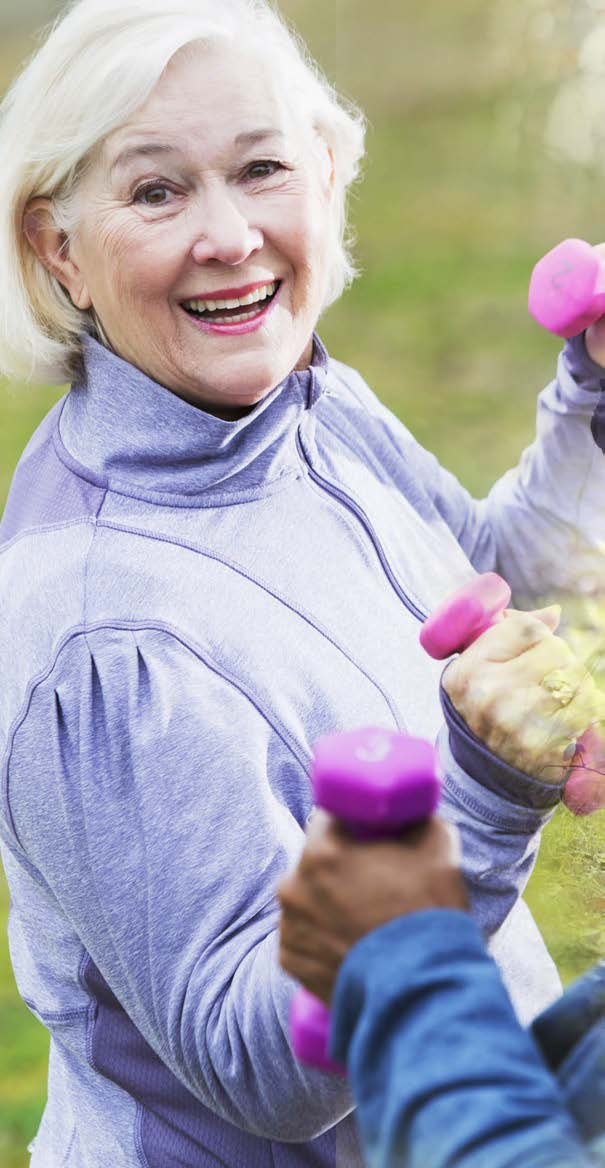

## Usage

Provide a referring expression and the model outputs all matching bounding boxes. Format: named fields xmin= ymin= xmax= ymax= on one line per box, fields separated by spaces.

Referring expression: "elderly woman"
xmin=0 ymin=1 xmax=605 ymax=1165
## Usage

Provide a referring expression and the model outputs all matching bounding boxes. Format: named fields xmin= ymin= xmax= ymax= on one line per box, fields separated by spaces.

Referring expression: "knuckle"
xmin=507 ymin=611 xmax=544 ymax=642
xmin=470 ymin=683 xmax=502 ymax=728
xmin=442 ymin=659 xmax=464 ymax=698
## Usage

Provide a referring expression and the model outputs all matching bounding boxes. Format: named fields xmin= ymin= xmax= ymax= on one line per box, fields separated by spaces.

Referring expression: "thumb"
xmin=525 ymin=603 xmax=561 ymax=633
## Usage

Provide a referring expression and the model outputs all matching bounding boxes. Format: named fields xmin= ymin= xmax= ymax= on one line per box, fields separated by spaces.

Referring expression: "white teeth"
xmin=183 ymin=281 xmax=277 ymax=315
xmin=211 ymin=309 xmax=260 ymax=323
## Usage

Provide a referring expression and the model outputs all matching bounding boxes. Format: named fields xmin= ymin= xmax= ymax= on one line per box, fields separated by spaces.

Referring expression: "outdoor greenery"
xmin=1 ymin=1 xmax=604 ymax=1165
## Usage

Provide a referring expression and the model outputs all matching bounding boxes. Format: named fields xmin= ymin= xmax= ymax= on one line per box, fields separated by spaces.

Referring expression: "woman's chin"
xmin=176 ymin=370 xmax=275 ymax=417
xmin=191 ymin=354 xmax=292 ymax=404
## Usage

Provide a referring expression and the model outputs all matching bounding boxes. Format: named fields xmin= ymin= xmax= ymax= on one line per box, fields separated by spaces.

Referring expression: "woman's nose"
xmin=190 ymin=190 xmax=264 ymax=266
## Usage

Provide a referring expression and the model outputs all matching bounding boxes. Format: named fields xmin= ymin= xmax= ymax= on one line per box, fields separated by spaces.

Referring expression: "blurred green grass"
xmin=1 ymin=1 xmax=604 ymax=1164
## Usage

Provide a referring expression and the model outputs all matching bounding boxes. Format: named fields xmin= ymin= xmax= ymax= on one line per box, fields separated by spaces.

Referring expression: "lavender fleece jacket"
xmin=0 ymin=331 xmax=604 ymax=1167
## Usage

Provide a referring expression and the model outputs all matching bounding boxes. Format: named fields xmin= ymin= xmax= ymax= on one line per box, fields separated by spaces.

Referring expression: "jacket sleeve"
xmin=337 ymin=333 xmax=605 ymax=605
xmin=330 ymin=910 xmax=598 ymax=1168
xmin=4 ymin=625 xmax=354 ymax=1141
xmin=433 ymin=716 xmax=563 ymax=1022
xmin=415 ymin=332 xmax=605 ymax=601
xmin=480 ymin=334 xmax=605 ymax=604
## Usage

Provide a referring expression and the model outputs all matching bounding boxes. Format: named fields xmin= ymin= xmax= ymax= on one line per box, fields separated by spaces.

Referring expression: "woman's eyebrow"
xmin=109 ymin=143 xmax=182 ymax=176
xmin=233 ymin=128 xmax=286 ymax=147
xmin=109 ymin=129 xmax=287 ymax=176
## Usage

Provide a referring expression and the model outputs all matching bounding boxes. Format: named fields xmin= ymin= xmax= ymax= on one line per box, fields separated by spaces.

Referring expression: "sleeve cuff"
xmin=562 ymin=335 xmax=605 ymax=454
xmin=564 ymin=332 xmax=605 ymax=392
xmin=440 ymin=681 xmax=565 ymax=813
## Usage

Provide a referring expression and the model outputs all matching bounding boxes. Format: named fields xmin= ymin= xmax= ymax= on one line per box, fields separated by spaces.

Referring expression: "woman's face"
xmin=60 ymin=42 xmax=335 ymax=416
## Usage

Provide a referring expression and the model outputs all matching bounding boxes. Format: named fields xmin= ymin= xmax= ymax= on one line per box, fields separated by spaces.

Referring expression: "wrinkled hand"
xmin=278 ymin=812 xmax=467 ymax=1004
xmin=442 ymin=605 xmax=605 ymax=784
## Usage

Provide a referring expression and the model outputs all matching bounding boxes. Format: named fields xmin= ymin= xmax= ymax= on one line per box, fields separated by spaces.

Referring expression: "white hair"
xmin=0 ymin=0 xmax=366 ymax=384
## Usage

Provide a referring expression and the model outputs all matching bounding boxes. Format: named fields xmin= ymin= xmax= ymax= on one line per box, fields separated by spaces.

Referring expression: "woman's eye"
xmin=244 ymin=160 xmax=285 ymax=181
xmin=133 ymin=184 xmax=173 ymax=206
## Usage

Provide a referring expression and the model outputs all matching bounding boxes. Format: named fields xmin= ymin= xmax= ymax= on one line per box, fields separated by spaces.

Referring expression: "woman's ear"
xmin=310 ymin=134 xmax=336 ymax=199
xmin=322 ymin=143 xmax=336 ymax=195
xmin=22 ymin=197 xmax=92 ymax=310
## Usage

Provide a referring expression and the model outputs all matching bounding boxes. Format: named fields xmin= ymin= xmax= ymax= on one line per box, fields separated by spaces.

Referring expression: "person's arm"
xmin=4 ymin=626 xmax=354 ymax=1141
xmin=278 ymin=819 xmax=599 ymax=1168
xmin=331 ymin=332 xmax=605 ymax=604
xmin=331 ymin=911 xmax=596 ymax=1168
xmin=531 ymin=961 xmax=605 ymax=1149
xmin=481 ymin=332 xmax=605 ymax=604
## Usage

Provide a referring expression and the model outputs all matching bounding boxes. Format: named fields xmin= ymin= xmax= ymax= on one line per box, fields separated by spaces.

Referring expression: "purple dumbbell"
xmin=289 ymin=573 xmax=511 ymax=1075
xmin=289 ymin=728 xmax=441 ymax=1074
xmin=528 ymin=238 xmax=605 ymax=338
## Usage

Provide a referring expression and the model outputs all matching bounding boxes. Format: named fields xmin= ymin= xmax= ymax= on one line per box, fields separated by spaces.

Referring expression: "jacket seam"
xmin=0 ymin=517 xmax=97 ymax=557
xmin=443 ymin=772 xmax=547 ymax=832
xmin=93 ymin=518 xmax=404 ymax=727
xmin=3 ymin=619 xmax=314 ymax=852
xmin=83 ymin=490 xmax=108 ymax=628
xmin=314 ymin=403 xmax=470 ymax=603
xmin=22 ymin=997 xmax=90 ymax=1024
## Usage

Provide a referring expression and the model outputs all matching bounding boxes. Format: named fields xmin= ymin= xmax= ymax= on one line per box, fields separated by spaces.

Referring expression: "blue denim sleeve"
xmin=330 ymin=910 xmax=598 ymax=1168
xmin=531 ymin=962 xmax=605 ymax=1148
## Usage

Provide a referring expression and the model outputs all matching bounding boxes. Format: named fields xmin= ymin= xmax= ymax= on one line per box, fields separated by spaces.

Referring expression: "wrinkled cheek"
xmin=295 ymin=214 xmax=331 ymax=304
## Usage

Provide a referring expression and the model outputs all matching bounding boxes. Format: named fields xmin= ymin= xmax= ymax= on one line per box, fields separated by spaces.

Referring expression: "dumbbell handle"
xmin=528 ymin=238 xmax=605 ymax=339
xmin=289 ymin=573 xmax=510 ymax=1075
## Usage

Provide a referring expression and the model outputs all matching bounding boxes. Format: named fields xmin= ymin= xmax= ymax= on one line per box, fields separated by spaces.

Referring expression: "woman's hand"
xmin=442 ymin=606 xmax=605 ymax=783
xmin=278 ymin=813 xmax=467 ymax=1005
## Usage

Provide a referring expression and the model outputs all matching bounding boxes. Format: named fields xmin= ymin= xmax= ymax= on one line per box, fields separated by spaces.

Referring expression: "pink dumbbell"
xmin=528 ymin=238 xmax=605 ymax=338
xmin=289 ymin=728 xmax=442 ymax=1074
xmin=422 ymin=573 xmax=605 ymax=816
xmin=419 ymin=572 xmax=511 ymax=659
xmin=289 ymin=572 xmax=511 ymax=1075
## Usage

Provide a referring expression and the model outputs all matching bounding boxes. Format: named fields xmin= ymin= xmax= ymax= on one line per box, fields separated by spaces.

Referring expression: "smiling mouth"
xmin=181 ymin=280 xmax=281 ymax=324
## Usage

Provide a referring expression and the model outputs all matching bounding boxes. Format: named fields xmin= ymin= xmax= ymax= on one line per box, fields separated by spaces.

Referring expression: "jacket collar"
xmin=57 ymin=332 xmax=328 ymax=505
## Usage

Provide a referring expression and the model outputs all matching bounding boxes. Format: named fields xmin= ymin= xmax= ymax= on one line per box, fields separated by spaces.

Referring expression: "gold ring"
xmin=541 ymin=669 xmax=576 ymax=707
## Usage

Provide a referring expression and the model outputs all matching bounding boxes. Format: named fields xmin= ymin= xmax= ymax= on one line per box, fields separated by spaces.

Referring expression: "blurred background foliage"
xmin=1 ymin=0 xmax=605 ymax=1164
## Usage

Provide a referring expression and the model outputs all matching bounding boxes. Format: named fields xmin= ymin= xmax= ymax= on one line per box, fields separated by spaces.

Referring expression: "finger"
xmin=279 ymin=945 xmax=336 ymax=1004
xmin=528 ymin=604 xmax=562 ymax=633
xmin=444 ymin=630 xmax=577 ymax=717
xmin=472 ymin=608 xmax=558 ymax=662
xmin=279 ymin=906 xmax=317 ymax=952
xmin=509 ymin=695 xmax=603 ymax=782
xmin=304 ymin=807 xmax=335 ymax=843
xmin=277 ymin=874 xmax=313 ymax=916
xmin=300 ymin=819 xmax=353 ymax=873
